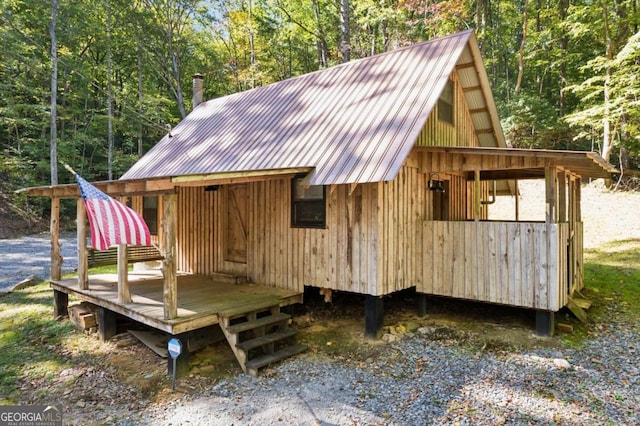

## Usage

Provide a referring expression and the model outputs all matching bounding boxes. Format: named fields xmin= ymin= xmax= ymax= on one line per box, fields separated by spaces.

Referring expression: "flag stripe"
xmin=74 ymin=173 xmax=151 ymax=251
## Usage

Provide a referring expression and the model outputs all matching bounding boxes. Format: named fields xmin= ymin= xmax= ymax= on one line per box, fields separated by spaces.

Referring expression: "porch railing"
xmin=418 ymin=221 xmax=579 ymax=311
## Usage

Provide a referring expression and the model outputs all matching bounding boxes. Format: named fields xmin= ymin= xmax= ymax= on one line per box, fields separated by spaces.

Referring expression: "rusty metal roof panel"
xmin=122 ymin=30 xmax=481 ymax=185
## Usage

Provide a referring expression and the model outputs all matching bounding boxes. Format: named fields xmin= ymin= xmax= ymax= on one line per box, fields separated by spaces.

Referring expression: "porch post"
xmin=117 ymin=244 xmax=131 ymax=303
xmin=50 ymin=197 xmax=62 ymax=281
xmin=545 ymin=165 xmax=557 ymax=223
xmin=77 ymin=199 xmax=88 ymax=289
xmin=558 ymin=170 xmax=567 ymax=222
xmin=162 ymin=193 xmax=178 ymax=320
xmin=514 ymin=179 xmax=520 ymax=221
xmin=473 ymin=169 xmax=481 ymax=221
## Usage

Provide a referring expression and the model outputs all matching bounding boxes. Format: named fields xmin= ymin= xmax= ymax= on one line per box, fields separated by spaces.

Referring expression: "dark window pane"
xmin=292 ymin=178 xmax=326 ymax=228
xmin=143 ymin=196 xmax=158 ymax=235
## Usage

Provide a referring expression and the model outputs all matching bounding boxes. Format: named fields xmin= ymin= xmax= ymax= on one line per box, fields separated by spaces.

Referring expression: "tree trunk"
xmin=312 ymin=0 xmax=328 ymax=67
xmin=137 ymin=42 xmax=144 ymax=157
xmin=248 ymin=0 xmax=256 ymax=88
xmin=107 ymin=0 xmax=114 ymax=180
xmin=514 ymin=0 xmax=529 ymax=97
xmin=558 ymin=0 xmax=568 ymax=116
xmin=602 ymin=0 xmax=614 ymax=162
xmin=339 ymin=0 xmax=351 ymax=63
xmin=49 ymin=0 xmax=58 ymax=185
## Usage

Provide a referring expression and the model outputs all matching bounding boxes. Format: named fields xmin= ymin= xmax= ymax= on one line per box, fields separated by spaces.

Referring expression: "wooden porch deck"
xmin=50 ymin=272 xmax=303 ymax=335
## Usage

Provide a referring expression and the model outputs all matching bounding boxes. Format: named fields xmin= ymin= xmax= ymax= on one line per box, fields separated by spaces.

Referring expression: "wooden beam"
xmin=462 ymin=85 xmax=482 ymax=93
xmin=468 ymin=107 xmax=489 ymax=114
xmin=475 ymin=128 xmax=494 ymax=134
xmin=50 ymin=197 xmax=62 ymax=281
xmin=117 ymin=244 xmax=131 ymax=303
xmin=77 ymin=200 xmax=88 ymax=290
xmin=162 ymin=193 xmax=178 ymax=320
xmin=456 ymin=62 xmax=475 ymax=69
xmin=172 ymin=168 xmax=313 ymax=185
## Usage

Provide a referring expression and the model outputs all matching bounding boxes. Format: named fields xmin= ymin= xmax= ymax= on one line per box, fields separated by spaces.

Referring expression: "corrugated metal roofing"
xmin=122 ymin=30 xmax=503 ymax=185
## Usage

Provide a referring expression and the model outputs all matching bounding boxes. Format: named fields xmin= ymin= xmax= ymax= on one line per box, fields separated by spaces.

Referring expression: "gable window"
xmin=143 ymin=196 xmax=158 ymax=235
xmin=438 ymin=80 xmax=454 ymax=124
xmin=291 ymin=177 xmax=326 ymax=228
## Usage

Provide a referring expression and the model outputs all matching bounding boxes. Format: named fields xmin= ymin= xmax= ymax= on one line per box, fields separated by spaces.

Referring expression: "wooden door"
xmin=225 ymin=184 xmax=248 ymax=263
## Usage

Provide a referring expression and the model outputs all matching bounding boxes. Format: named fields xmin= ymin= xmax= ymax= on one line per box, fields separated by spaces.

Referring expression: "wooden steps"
xmin=219 ymin=303 xmax=306 ymax=376
xmin=245 ymin=344 xmax=308 ymax=371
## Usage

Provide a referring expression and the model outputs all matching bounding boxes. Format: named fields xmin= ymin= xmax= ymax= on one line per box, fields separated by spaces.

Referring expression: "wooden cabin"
xmin=21 ymin=30 xmax=613 ymax=375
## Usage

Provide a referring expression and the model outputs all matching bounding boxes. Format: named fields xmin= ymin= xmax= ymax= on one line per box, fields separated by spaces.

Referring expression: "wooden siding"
xmin=173 ymin=180 xmax=382 ymax=295
xmin=416 ymin=71 xmax=480 ymax=148
xmin=418 ymin=221 xmax=570 ymax=311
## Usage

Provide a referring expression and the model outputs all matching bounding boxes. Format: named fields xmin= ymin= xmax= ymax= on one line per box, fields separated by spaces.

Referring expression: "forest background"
xmin=1 ymin=0 xmax=639 ymax=218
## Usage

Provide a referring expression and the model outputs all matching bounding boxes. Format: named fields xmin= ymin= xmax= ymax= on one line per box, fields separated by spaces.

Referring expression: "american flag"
xmin=73 ymin=173 xmax=151 ymax=251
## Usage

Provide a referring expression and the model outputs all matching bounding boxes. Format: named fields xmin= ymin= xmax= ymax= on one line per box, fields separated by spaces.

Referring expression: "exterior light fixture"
xmin=429 ymin=174 xmax=445 ymax=192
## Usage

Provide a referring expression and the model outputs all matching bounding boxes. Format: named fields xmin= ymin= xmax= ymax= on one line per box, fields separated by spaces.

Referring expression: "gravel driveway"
xmin=0 ymin=234 xmax=77 ymax=292
xmin=139 ymin=321 xmax=639 ymax=425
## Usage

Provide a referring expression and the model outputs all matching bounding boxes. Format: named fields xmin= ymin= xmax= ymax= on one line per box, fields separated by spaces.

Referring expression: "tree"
xmin=50 ymin=0 xmax=58 ymax=185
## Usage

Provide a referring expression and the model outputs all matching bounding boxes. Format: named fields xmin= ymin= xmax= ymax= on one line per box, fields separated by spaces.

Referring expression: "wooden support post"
xmin=117 ymin=244 xmax=131 ymax=303
xmin=575 ymin=179 xmax=582 ymax=221
xmin=365 ymin=295 xmax=384 ymax=339
xmin=167 ymin=333 xmax=190 ymax=378
xmin=417 ymin=294 xmax=428 ymax=317
xmin=514 ymin=179 xmax=520 ymax=221
xmin=97 ymin=307 xmax=117 ymax=341
xmin=53 ymin=290 xmax=68 ymax=318
xmin=535 ymin=310 xmax=555 ymax=337
xmin=162 ymin=193 xmax=178 ymax=320
xmin=545 ymin=165 xmax=557 ymax=223
xmin=50 ymin=197 xmax=62 ymax=281
xmin=77 ymin=200 xmax=88 ymax=289
xmin=558 ymin=170 xmax=567 ymax=223
xmin=473 ymin=169 xmax=481 ymax=221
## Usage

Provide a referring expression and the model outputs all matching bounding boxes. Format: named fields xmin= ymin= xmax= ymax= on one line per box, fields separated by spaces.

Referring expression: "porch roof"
xmin=417 ymin=146 xmax=616 ymax=181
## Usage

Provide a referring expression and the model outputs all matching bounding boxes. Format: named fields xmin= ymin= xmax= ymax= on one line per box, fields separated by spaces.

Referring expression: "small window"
xmin=291 ymin=177 xmax=326 ymax=228
xmin=143 ymin=196 xmax=158 ymax=235
xmin=438 ymin=80 xmax=454 ymax=124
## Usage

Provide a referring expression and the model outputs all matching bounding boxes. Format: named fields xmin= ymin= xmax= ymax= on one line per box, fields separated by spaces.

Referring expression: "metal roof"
xmin=122 ymin=30 xmax=504 ymax=185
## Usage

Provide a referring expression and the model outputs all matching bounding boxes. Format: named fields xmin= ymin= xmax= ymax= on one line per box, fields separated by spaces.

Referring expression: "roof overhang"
xmin=416 ymin=146 xmax=616 ymax=186
xmin=17 ymin=168 xmax=314 ymax=199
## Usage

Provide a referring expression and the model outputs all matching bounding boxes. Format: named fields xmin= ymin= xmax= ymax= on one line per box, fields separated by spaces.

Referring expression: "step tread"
xmin=245 ymin=344 xmax=308 ymax=371
xmin=236 ymin=328 xmax=298 ymax=351
xmin=225 ymin=312 xmax=291 ymax=334
xmin=219 ymin=298 xmax=281 ymax=318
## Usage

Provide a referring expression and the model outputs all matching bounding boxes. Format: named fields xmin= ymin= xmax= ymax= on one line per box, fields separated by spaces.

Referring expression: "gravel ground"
xmin=0 ymin=234 xmax=77 ymax=292
xmin=139 ymin=320 xmax=639 ymax=425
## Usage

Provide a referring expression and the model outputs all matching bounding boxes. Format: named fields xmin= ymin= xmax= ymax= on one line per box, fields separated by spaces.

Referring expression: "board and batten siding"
xmin=415 ymin=70 xmax=480 ymax=148
xmin=418 ymin=221 xmax=571 ymax=311
xmin=173 ymin=179 xmax=384 ymax=295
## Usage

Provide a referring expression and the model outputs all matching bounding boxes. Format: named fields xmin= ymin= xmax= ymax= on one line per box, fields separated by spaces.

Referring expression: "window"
xmin=291 ymin=177 xmax=326 ymax=228
xmin=143 ymin=196 xmax=158 ymax=235
xmin=438 ymin=80 xmax=454 ymax=124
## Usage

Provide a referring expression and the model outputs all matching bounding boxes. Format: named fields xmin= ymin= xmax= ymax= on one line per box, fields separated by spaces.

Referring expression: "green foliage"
xmin=0 ymin=282 xmax=76 ymax=403
xmin=583 ymin=240 xmax=640 ymax=323
xmin=1 ymin=0 xmax=640 ymax=194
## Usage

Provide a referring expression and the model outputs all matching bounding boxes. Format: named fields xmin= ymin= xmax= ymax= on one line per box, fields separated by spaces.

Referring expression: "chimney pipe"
xmin=192 ymin=73 xmax=203 ymax=110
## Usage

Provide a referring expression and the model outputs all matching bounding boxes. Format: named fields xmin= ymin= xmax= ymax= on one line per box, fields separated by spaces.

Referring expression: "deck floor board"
xmin=51 ymin=272 xmax=302 ymax=334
